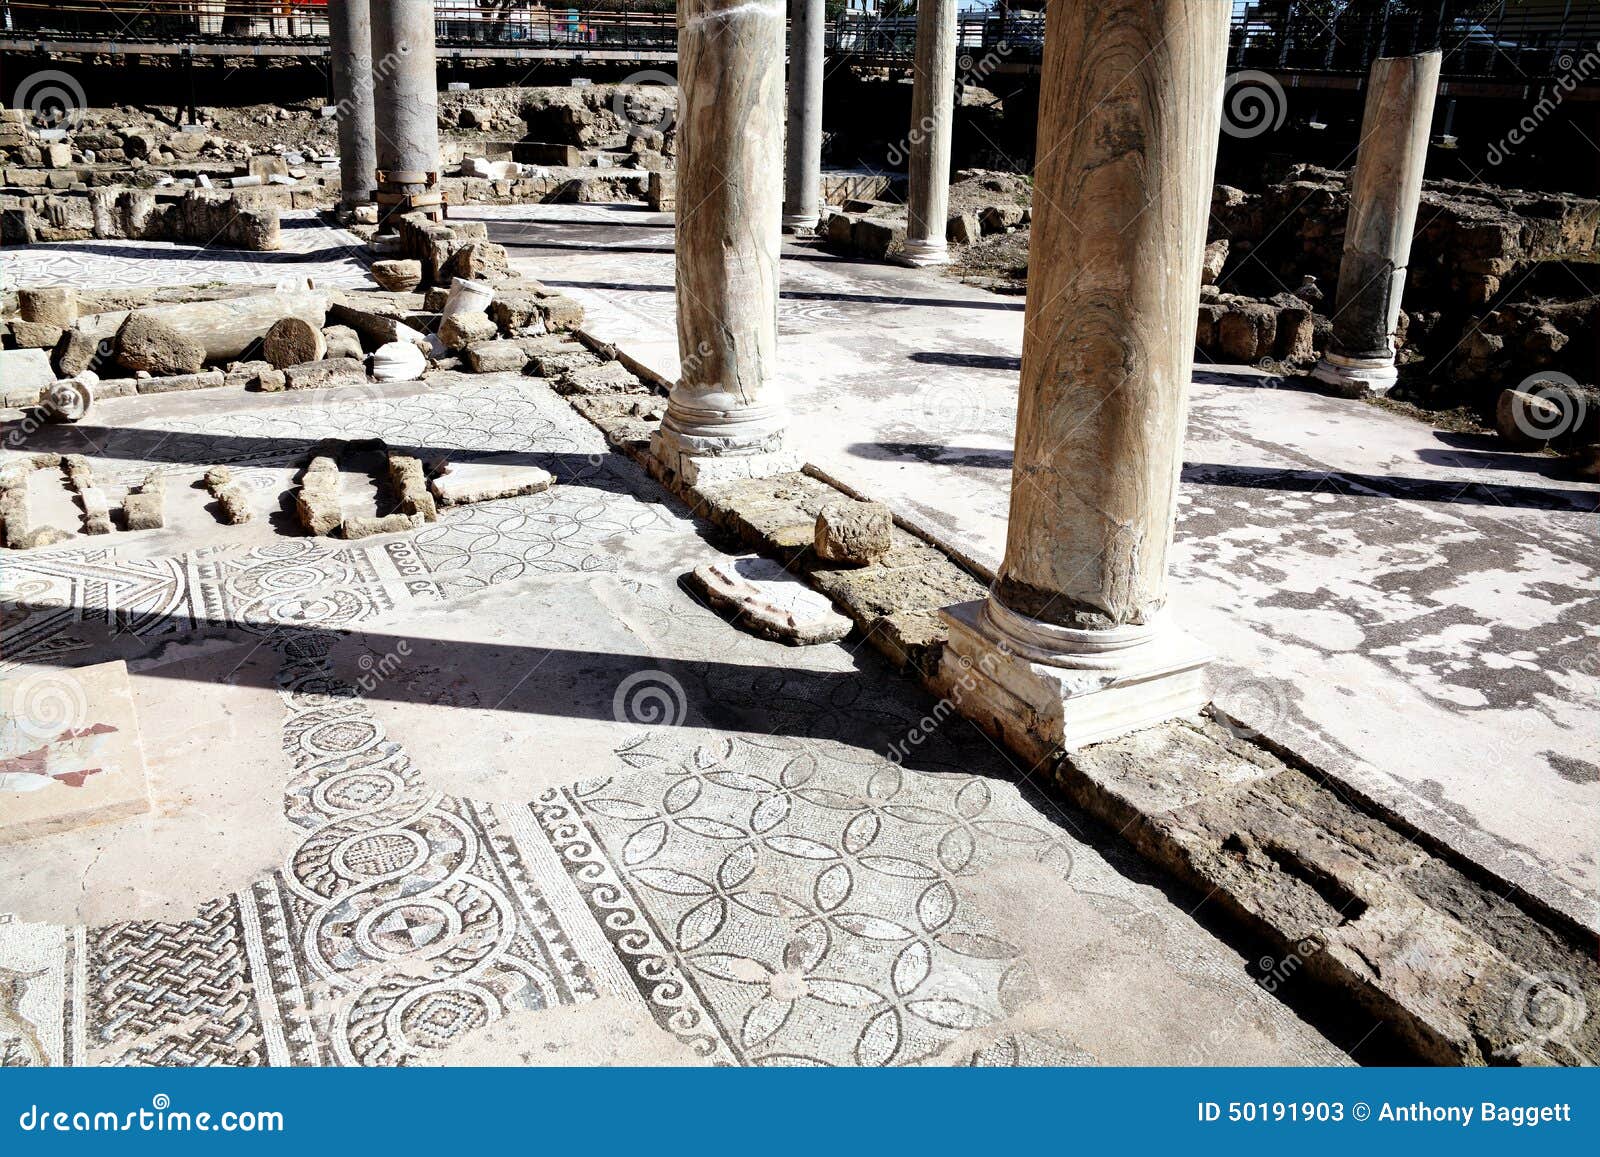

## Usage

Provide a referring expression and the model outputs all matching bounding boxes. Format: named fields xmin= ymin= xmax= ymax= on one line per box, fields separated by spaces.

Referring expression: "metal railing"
xmin=1 ymin=1 xmax=1597 ymax=84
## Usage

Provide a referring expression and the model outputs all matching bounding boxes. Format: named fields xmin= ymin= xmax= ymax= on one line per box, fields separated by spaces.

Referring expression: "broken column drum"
xmin=652 ymin=0 xmax=796 ymax=483
xmin=782 ymin=0 xmax=826 ymax=232
xmin=328 ymin=0 xmax=377 ymax=208
xmin=902 ymin=0 xmax=958 ymax=266
xmin=370 ymin=0 xmax=443 ymax=221
xmin=1313 ymin=51 xmax=1442 ymax=396
xmin=938 ymin=0 xmax=1230 ymax=755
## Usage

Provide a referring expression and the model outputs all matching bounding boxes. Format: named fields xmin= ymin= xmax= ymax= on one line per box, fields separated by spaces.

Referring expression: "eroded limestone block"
xmin=115 ymin=312 xmax=208 ymax=376
xmin=814 ymin=500 xmax=893 ymax=566
xmin=322 ymin=324 xmax=364 ymax=360
xmin=19 ymin=286 xmax=78 ymax=328
xmin=947 ymin=211 xmax=980 ymax=245
xmin=386 ymin=455 xmax=438 ymax=521
xmin=439 ymin=310 xmax=498 ymax=351
xmin=371 ymin=259 xmax=424 ymax=292
xmin=342 ymin=512 xmax=422 ymax=539
xmin=1201 ymin=238 xmax=1229 ymax=285
xmin=9 ymin=321 xmax=64 ymax=350
xmin=980 ymin=204 xmax=1026 ymax=233
xmin=465 ymin=340 xmax=530 ymax=374
xmin=79 ymin=487 xmax=113 ymax=535
xmin=135 ymin=370 xmax=226 ymax=395
xmin=122 ymin=476 xmax=165 ymax=531
xmin=0 ymin=348 xmax=57 ymax=395
xmin=555 ymin=360 xmax=645 ymax=397
xmin=688 ymin=556 xmax=853 ymax=646
xmin=284 ymin=357 xmax=367 ymax=390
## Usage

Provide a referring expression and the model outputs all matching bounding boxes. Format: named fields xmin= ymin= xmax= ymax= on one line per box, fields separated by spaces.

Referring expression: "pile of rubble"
xmin=815 ymin=169 xmax=1032 ymax=266
xmin=1206 ymin=168 xmax=1599 ymax=400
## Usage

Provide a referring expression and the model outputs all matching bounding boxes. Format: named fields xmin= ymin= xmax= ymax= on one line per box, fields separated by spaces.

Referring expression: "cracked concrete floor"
xmin=0 ymin=369 xmax=1350 ymax=1067
xmin=469 ymin=201 xmax=1600 ymax=934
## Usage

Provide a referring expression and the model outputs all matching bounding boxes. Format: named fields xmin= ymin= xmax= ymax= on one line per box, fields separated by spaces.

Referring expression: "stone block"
xmin=342 ymin=512 xmax=423 ymax=539
xmin=19 ymin=286 xmax=77 ymax=327
xmin=465 ymin=340 xmax=531 ymax=374
xmin=555 ymin=360 xmax=645 ymax=397
xmin=0 ymin=348 xmax=56 ymax=395
xmin=322 ymin=324 xmax=364 ymax=360
xmin=1275 ymin=308 xmax=1317 ymax=363
xmin=115 ymin=312 xmax=206 ymax=376
xmin=79 ymin=487 xmax=114 ymax=535
xmin=513 ymin=141 xmax=581 ymax=166
xmin=284 ymin=357 xmax=367 ymax=390
xmin=814 ymin=500 xmax=893 ymax=566
xmin=9 ymin=321 xmax=64 ymax=350
xmin=439 ymin=310 xmax=499 ymax=351
xmin=947 ymin=211 xmax=981 ymax=245
xmin=371 ymin=259 xmax=423 ymax=292
xmin=825 ymin=214 xmax=855 ymax=247
xmin=980 ymin=204 xmax=1026 ymax=233
xmin=1202 ymin=238 xmax=1229 ymax=285
xmin=1218 ymin=303 xmax=1278 ymax=363
xmin=134 ymin=370 xmax=226 ymax=395
xmin=852 ymin=217 xmax=903 ymax=259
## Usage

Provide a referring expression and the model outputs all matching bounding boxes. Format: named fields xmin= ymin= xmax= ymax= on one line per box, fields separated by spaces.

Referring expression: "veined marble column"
xmin=652 ymin=0 xmax=798 ymax=485
xmin=782 ymin=0 xmax=826 ymax=232
xmin=1313 ymin=51 xmax=1441 ymax=396
xmin=328 ymin=0 xmax=376 ymax=209
xmin=902 ymin=0 xmax=957 ymax=266
xmin=939 ymin=0 xmax=1229 ymax=758
xmin=370 ymin=0 xmax=442 ymax=222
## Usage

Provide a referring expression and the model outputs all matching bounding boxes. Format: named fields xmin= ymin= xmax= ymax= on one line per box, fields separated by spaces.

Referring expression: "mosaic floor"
xmin=0 ymin=372 xmax=1348 ymax=1067
xmin=0 ymin=211 xmax=374 ymax=291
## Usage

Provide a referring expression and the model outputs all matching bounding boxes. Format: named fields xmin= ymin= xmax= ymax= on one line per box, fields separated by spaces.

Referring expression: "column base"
xmin=781 ymin=212 xmax=820 ymax=234
xmin=1310 ymin=351 xmax=1399 ymax=398
xmin=935 ymin=600 xmax=1212 ymax=764
xmin=649 ymin=424 xmax=802 ymax=487
xmin=897 ymin=238 xmax=951 ymax=267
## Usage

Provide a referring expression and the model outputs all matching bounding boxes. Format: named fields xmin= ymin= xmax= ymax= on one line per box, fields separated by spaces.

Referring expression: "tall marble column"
xmin=782 ymin=0 xmax=826 ymax=232
xmin=1312 ymin=51 xmax=1441 ymax=396
xmin=328 ymin=0 xmax=376 ymax=210
xmin=652 ymin=0 xmax=797 ymax=485
xmin=902 ymin=0 xmax=958 ymax=266
xmin=939 ymin=0 xmax=1230 ymax=758
xmin=370 ymin=0 xmax=442 ymax=222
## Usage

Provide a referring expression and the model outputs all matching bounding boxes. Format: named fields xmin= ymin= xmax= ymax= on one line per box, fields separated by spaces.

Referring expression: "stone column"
xmin=370 ymin=0 xmax=442 ymax=223
xmin=652 ymin=0 xmax=798 ymax=485
xmin=782 ymin=0 xmax=826 ymax=232
xmin=902 ymin=0 xmax=958 ymax=266
xmin=328 ymin=0 xmax=376 ymax=210
xmin=1312 ymin=51 xmax=1441 ymax=396
xmin=939 ymin=0 xmax=1229 ymax=758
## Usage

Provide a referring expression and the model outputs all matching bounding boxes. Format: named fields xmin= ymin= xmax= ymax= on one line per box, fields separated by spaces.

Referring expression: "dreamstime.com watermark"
xmin=1486 ymin=40 xmax=1600 ymax=167
xmin=1188 ymin=938 xmax=1324 ymax=1063
xmin=17 ymin=1093 xmax=284 ymax=1135
xmin=884 ymin=644 xmax=1008 ymax=765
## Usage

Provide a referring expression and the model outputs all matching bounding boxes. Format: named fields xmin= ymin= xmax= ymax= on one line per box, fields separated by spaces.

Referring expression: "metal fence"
xmin=2 ymin=1 xmax=1598 ymax=83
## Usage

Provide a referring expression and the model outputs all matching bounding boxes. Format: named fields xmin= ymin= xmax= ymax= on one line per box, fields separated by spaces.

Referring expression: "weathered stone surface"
xmin=322 ymin=325 xmax=365 ymax=360
xmin=554 ymin=359 xmax=645 ymax=397
xmin=115 ymin=312 xmax=207 ymax=376
xmin=211 ymin=482 xmax=253 ymax=525
xmin=295 ymin=457 xmax=342 ymax=535
xmin=262 ymin=317 xmax=328 ymax=368
xmin=465 ymin=340 xmax=530 ymax=374
xmin=1275 ymin=308 xmax=1318 ymax=363
xmin=980 ymin=204 xmax=1026 ymax=234
xmin=19 ymin=286 xmax=78 ymax=328
xmin=947 ymin=211 xmax=981 ymax=245
xmin=688 ymin=556 xmax=853 ymax=645
xmin=1202 ymin=238 xmax=1229 ymax=285
xmin=814 ymin=499 xmax=893 ymax=566
xmin=284 ymin=357 xmax=367 ymax=390
xmin=438 ymin=310 xmax=498 ymax=351
xmin=121 ymin=477 xmax=164 ymax=531
xmin=386 ymin=455 xmax=438 ymax=521
xmin=78 ymin=486 xmax=113 ymax=535
xmin=1496 ymin=387 xmax=1566 ymax=448
xmin=429 ymin=460 xmax=553 ymax=507
xmin=1218 ymin=302 xmax=1278 ymax=363
xmin=342 ymin=512 xmax=423 ymax=539
xmin=371 ymin=259 xmax=424 ymax=292
xmin=445 ymin=241 xmax=510 ymax=282
xmin=851 ymin=217 xmax=903 ymax=260
xmin=0 ymin=348 xmax=56 ymax=395
xmin=9 ymin=321 xmax=65 ymax=350
xmin=135 ymin=370 xmax=226 ymax=395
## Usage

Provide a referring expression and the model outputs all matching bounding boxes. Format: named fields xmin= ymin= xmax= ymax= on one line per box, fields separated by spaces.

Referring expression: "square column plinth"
xmin=936 ymin=601 xmax=1212 ymax=765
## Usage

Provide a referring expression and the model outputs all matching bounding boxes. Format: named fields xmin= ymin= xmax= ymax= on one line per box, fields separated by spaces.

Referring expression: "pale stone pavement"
xmin=0 ymin=368 xmax=1350 ymax=1066
xmin=467 ymin=202 xmax=1600 ymax=934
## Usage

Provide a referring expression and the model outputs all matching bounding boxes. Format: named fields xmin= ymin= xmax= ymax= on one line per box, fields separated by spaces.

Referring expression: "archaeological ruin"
xmin=0 ymin=0 xmax=1596 ymax=1087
